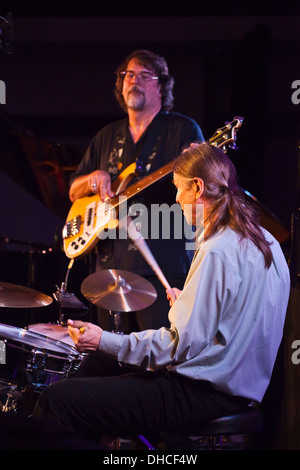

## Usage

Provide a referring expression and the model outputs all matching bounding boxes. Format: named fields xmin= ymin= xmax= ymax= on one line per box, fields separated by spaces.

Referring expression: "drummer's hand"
xmin=166 ymin=287 xmax=182 ymax=307
xmin=67 ymin=320 xmax=103 ymax=353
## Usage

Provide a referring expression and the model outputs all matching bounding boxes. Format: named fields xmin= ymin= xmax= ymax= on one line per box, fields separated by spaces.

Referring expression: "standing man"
xmin=69 ymin=50 xmax=204 ymax=332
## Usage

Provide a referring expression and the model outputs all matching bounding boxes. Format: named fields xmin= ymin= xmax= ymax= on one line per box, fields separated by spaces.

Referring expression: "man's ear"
xmin=193 ymin=177 xmax=204 ymax=199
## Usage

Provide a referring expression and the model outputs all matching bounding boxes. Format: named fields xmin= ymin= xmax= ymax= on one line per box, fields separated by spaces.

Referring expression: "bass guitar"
xmin=63 ymin=116 xmax=243 ymax=259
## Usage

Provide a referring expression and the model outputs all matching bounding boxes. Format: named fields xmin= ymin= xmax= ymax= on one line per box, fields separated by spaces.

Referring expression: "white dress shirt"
xmin=99 ymin=227 xmax=290 ymax=403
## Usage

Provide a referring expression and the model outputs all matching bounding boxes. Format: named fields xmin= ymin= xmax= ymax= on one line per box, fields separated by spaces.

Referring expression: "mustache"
xmin=128 ymin=86 xmax=144 ymax=94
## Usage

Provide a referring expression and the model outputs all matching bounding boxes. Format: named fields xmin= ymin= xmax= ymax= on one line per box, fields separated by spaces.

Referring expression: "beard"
xmin=126 ymin=86 xmax=145 ymax=111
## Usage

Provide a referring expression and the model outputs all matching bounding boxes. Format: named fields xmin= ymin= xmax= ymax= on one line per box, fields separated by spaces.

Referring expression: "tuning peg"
xmin=229 ymin=143 xmax=238 ymax=150
xmin=233 ymin=116 xmax=244 ymax=122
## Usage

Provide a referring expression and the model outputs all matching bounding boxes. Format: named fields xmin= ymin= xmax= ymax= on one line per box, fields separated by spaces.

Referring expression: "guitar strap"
xmin=134 ymin=111 xmax=168 ymax=176
xmin=109 ymin=111 xmax=168 ymax=179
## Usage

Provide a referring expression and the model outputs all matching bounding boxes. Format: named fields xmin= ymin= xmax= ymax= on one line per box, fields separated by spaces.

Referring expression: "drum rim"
xmin=0 ymin=323 xmax=79 ymax=356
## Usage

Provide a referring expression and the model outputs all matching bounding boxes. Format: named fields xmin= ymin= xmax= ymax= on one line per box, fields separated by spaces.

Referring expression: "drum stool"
xmin=138 ymin=403 xmax=263 ymax=450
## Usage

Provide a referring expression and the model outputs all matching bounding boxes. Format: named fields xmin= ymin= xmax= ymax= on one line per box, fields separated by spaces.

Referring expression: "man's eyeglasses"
xmin=120 ymin=70 xmax=159 ymax=82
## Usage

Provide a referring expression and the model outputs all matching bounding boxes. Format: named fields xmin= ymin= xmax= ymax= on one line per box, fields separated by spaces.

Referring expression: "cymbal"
xmin=0 ymin=282 xmax=53 ymax=308
xmin=81 ymin=269 xmax=157 ymax=312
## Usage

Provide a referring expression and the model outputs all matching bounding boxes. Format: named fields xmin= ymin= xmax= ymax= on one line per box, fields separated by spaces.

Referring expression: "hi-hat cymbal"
xmin=81 ymin=269 xmax=157 ymax=312
xmin=0 ymin=282 xmax=53 ymax=308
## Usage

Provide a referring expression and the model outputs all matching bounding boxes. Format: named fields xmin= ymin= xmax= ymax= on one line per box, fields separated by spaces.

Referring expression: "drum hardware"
xmin=81 ymin=269 xmax=157 ymax=334
xmin=0 ymin=235 xmax=51 ymax=252
xmin=53 ymin=288 xmax=88 ymax=326
xmin=81 ymin=269 xmax=157 ymax=333
xmin=25 ymin=348 xmax=47 ymax=383
xmin=53 ymin=258 xmax=88 ymax=325
xmin=0 ymin=379 xmax=20 ymax=413
xmin=0 ymin=323 xmax=83 ymax=414
xmin=23 ymin=347 xmax=79 ymax=385
xmin=108 ymin=310 xmax=122 ymax=334
xmin=0 ymin=262 xmax=86 ymax=415
xmin=81 ymin=269 xmax=157 ymax=313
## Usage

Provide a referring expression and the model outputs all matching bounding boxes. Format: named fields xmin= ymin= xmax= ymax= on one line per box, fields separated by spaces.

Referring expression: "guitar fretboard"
xmin=109 ymin=161 xmax=174 ymax=208
xmin=106 ymin=118 xmax=243 ymax=209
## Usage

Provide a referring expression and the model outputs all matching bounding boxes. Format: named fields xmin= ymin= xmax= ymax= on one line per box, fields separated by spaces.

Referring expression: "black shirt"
xmin=70 ymin=111 xmax=204 ymax=275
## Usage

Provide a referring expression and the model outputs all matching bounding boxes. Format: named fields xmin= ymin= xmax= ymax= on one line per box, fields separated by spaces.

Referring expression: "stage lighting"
xmin=0 ymin=13 xmax=13 ymax=54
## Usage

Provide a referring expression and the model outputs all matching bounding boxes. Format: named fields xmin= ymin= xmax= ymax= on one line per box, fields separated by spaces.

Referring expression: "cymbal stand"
xmin=53 ymin=259 xmax=88 ymax=325
xmin=109 ymin=310 xmax=122 ymax=334
xmin=107 ymin=277 xmax=125 ymax=333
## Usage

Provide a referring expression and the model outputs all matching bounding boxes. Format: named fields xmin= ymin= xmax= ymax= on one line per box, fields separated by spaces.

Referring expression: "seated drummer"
xmin=33 ymin=142 xmax=290 ymax=448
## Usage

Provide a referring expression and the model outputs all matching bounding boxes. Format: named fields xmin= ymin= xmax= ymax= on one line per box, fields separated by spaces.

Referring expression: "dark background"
xmin=0 ymin=1 xmax=299 ymax=450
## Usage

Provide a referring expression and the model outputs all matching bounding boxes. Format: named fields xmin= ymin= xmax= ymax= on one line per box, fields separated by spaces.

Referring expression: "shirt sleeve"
xmin=98 ymin=249 xmax=240 ymax=370
xmin=99 ymin=327 xmax=178 ymax=370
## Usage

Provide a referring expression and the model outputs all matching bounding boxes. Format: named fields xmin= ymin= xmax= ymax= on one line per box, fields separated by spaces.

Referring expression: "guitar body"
xmin=112 ymin=162 xmax=136 ymax=194
xmin=63 ymin=117 xmax=244 ymax=259
xmin=63 ymin=194 xmax=116 ymax=258
xmin=63 ymin=163 xmax=136 ymax=258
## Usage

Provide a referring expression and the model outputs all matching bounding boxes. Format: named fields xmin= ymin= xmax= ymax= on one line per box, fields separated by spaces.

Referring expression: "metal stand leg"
xmin=109 ymin=311 xmax=122 ymax=334
xmin=53 ymin=259 xmax=88 ymax=325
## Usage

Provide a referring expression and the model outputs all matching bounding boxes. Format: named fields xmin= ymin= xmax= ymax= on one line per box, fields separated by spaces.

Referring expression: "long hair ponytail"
xmin=173 ymin=143 xmax=273 ymax=268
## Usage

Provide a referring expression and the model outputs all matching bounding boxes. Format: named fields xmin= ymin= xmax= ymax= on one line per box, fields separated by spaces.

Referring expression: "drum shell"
xmin=0 ymin=324 xmax=82 ymax=387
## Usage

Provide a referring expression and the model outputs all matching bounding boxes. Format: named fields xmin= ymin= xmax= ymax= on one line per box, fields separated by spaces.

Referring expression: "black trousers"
xmin=33 ymin=352 xmax=250 ymax=445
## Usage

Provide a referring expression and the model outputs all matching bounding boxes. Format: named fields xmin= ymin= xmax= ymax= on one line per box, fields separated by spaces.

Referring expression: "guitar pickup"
xmin=85 ymin=201 xmax=97 ymax=230
xmin=62 ymin=216 xmax=81 ymax=239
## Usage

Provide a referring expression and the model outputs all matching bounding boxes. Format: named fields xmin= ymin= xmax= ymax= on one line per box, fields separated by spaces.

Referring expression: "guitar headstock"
xmin=208 ymin=116 xmax=244 ymax=152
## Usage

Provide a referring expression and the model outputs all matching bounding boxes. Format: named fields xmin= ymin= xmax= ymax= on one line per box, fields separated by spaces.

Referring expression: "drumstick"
xmin=126 ymin=218 xmax=171 ymax=290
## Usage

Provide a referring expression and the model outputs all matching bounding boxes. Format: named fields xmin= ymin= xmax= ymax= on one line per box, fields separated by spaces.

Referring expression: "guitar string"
xmin=69 ymin=172 xmax=168 ymax=227
xmin=67 ymin=121 xmax=240 ymax=234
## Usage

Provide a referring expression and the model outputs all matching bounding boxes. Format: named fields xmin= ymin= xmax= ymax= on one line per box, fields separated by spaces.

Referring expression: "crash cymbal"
xmin=0 ymin=282 xmax=53 ymax=308
xmin=81 ymin=269 xmax=157 ymax=312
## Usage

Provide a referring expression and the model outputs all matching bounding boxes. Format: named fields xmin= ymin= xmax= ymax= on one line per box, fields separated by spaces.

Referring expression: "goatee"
xmin=126 ymin=87 xmax=145 ymax=111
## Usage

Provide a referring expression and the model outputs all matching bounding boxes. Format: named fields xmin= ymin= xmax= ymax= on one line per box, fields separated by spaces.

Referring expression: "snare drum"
xmin=28 ymin=323 xmax=75 ymax=347
xmin=0 ymin=323 xmax=82 ymax=388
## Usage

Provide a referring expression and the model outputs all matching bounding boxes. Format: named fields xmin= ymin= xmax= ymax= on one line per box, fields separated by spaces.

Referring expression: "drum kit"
xmin=0 ymin=269 xmax=157 ymax=414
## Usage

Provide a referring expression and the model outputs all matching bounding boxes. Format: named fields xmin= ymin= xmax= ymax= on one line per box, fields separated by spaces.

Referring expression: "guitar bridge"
xmin=62 ymin=216 xmax=81 ymax=239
